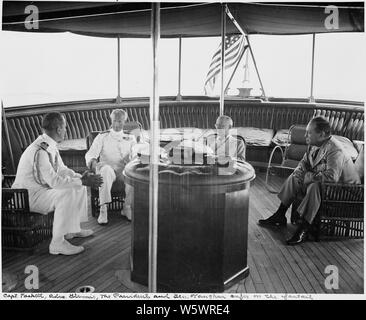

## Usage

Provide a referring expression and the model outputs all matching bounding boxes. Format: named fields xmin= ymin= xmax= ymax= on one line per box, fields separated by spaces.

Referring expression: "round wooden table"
xmin=124 ymin=159 xmax=256 ymax=292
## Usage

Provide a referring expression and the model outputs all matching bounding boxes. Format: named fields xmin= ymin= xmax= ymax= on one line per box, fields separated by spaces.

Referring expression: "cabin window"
xmin=247 ymin=35 xmax=313 ymax=99
xmin=1 ymin=32 xmax=363 ymax=106
xmin=120 ymin=38 xmax=179 ymax=98
xmin=181 ymin=37 xmax=221 ymax=96
xmin=1 ymin=32 xmax=117 ymax=107
xmin=313 ymin=33 xmax=364 ymax=102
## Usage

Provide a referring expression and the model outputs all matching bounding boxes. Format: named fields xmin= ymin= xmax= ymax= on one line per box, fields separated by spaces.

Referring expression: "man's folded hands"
xmin=81 ymin=170 xmax=103 ymax=188
xmin=303 ymin=171 xmax=315 ymax=186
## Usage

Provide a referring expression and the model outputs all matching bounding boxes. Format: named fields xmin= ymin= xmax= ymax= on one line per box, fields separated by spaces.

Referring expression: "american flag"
xmin=204 ymin=35 xmax=247 ymax=95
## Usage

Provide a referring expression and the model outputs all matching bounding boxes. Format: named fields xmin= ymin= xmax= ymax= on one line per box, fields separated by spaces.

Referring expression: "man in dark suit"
xmin=258 ymin=116 xmax=361 ymax=245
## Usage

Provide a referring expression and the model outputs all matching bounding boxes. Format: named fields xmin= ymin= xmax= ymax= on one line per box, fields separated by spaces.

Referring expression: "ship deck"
xmin=2 ymin=172 xmax=363 ymax=294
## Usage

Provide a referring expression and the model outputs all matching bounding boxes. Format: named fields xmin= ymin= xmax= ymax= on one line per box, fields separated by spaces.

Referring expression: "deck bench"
xmin=3 ymin=99 xmax=364 ymax=173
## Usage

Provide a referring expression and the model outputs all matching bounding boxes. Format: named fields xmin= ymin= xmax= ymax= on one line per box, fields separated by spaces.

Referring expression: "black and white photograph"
xmin=0 ymin=0 xmax=364 ymax=301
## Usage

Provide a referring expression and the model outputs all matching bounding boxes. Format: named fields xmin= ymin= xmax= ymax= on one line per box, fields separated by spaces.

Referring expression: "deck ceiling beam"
xmin=2 ymin=2 xmax=363 ymax=37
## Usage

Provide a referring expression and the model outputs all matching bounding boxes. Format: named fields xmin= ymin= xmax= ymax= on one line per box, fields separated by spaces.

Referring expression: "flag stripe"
xmin=204 ymin=35 xmax=247 ymax=94
xmin=205 ymin=38 xmax=246 ymax=86
xmin=207 ymin=38 xmax=243 ymax=68
xmin=205 ymin=57 xmax=244 ymax=85
xmin=206 ymin=44 xmax=244 ymax=78
xmin=206 ymin=50 xmax=243 ymax=81
xmin=205 ymin=36 xmax=245 ymax=84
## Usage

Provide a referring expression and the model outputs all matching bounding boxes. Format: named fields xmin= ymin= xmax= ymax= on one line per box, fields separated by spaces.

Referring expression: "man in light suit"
xmin=208 ymin=115 xmax=246 ymax=161
xmin=85 ymin=109 xmax=136 ymax=225
xmin=258 ymin=116 xmax=361 ymax=245
xmin=12 ymin=112 xmax=103 ymax=255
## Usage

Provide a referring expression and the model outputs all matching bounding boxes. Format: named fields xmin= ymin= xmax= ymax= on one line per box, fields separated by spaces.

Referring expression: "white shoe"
xmin=65 ymin=229 xmax=94 ymax=240
xmin=49 ymin=240 xmax=84 ymax=256
xmin=97 ymin=206 xmax=108 ymax=225
xmin=121 ymin=205 xmax=132 ymax=221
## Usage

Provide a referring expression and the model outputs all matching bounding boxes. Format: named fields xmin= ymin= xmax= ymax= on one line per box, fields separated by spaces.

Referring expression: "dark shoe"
xmin=258 ymin=213 xmax=287 ymax=227
xmin=286 ymin=224 xmax=309 ymax=245
xmin=290 ymin=210 xmax=301 ymax=225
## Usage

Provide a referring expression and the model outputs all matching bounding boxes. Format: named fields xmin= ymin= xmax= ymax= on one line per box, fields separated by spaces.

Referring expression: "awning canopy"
xmin=2 ymin=1 xmax=364 ymax=37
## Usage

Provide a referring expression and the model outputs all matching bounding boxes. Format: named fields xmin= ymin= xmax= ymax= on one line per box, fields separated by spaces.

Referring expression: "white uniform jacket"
xmin=85 ymin=130 xmax=136 ymax=174
xmin=12 ymin=134 xmax=83 ymax=194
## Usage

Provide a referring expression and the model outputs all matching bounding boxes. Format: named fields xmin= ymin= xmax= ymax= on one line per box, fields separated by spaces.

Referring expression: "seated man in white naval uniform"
xmin=85 ymin=109 xmax=136 ymax=224
xmin=12 ymin=112 xmax=103 ymax=255
xmin=207 ymin=115 xmax=246 ymax=162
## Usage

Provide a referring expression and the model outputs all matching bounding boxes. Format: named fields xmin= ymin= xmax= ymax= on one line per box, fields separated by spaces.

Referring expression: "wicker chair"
xmin=265 ymin=125 xmax=307 ymax=193
xmin=87 ymin=121 xmax=143 ymax=217
xmin=291 ymin=182 xmax=364 ymax=240
xmin=265 ymin=125 xmax=307 ymax=223
xmin=266 ymin=125 xmax=364 ymax=234
xmin=292 ymin=143 xmax=364 ymax=240
xmin=2 ymin=175 xmax=54 ymax=251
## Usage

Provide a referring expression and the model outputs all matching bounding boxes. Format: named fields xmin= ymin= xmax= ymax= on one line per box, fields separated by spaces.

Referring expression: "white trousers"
xmin=278 ymin=173 xmax=321 ymax=224
xmin=97 ymin=164 xmax=133 ymax=207
xmin=29 ymin=186 xmax=88 ymax=243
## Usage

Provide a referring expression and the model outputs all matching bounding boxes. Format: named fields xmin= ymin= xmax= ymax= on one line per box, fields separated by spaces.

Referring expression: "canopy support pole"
xmin=309 ymin=33 xmax=316 ymax=103
xmin=148 ymin=2 xmax=160 ymax=293
xmin=176 ymin=37 xmax=182 ymax=101
xmin=226 ymin=7 xmax=267 ymax=100
xmin=219 ymin=4 xmax=226 ymax=116
xmin=1 ymin=101 xmax=16 ymax=173
xmin=116 ymin=37 xmax=122 ymax=103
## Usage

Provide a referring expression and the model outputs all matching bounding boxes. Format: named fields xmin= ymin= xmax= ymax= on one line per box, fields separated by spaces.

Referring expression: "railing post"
xmin=309 ymin=33 xmax=316 ymax=103
xmin=176 ymin=37 xmax=182 ymax=101
xmin=116 ymin=37 xmax=122 ymax=103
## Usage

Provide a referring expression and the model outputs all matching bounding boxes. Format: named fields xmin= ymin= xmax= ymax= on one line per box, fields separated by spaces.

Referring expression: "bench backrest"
xmin=4 ymin=100 xmax=364 ymax=169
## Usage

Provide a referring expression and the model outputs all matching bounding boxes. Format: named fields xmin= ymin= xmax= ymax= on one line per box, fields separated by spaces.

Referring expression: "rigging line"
xmin=248 ymin=2 xmax=364 ymax=9
xmin=3 ymin=3 xmax=212 ymax=25
xmin=226 ymin=7 xmax=267 ymax=100
xmin=224 ymin=44 xmax=248 ymax=94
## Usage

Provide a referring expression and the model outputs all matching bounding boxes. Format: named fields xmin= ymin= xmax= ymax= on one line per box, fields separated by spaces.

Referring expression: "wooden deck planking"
xmin=3 ymin=218 xmax=131 ymax=292
xmin=47 ymin=245 xmax=128 ymax=292
xmin=31 ymin=221 xmax=127 ymax=277
xmin=305 ymin=242 xmax=355 ymax=293
xmin=250 ymin=174 xmax=364 ymax=294
xmin=292 ymin=245 xmax=328 ymax=293
xmin=42 ymin=226 xmax=131 ymax=292
xmin=314 ymin=242 xmax=363 ymax=292
xmin=249 ymin=225 xmax=295 ymax=293
xmin=337 ymin=240 xmax=363 ymax=265
xmin=326 ymin=241 xmax=363 ymax=280
xmin=248 ymin=212 xmax=303 ymax=291
xmin=249 ymin=183 xmax=318 ymax=293
xmin=80 ymin=249 xmax=131 ymax=293
xmin=247 ymin=216 xmax=286 ymax=293
xmin=245 ymin=252 xmax=267 ymax=293
xmin=2 ymin=172 xmax=363 ymax=294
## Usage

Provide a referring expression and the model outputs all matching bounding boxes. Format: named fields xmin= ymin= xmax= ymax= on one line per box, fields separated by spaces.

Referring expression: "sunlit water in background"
xmin=0 ymin=31 xmax=364 ymax=107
